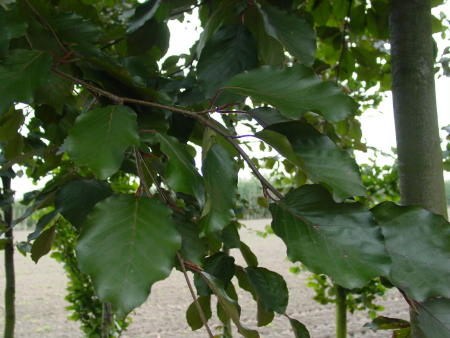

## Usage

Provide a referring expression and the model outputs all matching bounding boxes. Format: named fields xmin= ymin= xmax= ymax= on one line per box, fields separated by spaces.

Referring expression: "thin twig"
xmin=24 ymin=0 xmax=68 ymax=53
xmin=52 ymin=68 xmax=283 ymax=200
xmin=176 ymin=253 xmax=214 ymax=338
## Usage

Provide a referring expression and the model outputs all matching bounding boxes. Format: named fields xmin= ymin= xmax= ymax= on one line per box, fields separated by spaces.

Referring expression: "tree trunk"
xmin=2 ymin=176 xmax=15 ymax=338
xmin=389 ymin=0 xmax=448 ymax=336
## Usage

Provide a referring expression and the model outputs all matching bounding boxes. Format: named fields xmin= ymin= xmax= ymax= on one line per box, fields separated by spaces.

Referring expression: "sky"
xmin=11 ymin=6 xmax=450 ymax=197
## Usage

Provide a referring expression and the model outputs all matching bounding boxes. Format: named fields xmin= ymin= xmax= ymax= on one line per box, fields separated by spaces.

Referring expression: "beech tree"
xmin=0 ymin=0 xmax=449 ymax=337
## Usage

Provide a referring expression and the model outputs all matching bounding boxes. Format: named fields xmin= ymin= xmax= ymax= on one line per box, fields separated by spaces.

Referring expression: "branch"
xmin=176 ymin=253 xmax=214 ymax=338
xmin=53 ymin=69 xmax=283 ymax=200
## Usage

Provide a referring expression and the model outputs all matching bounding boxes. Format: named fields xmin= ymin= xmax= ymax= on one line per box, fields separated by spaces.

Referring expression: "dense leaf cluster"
xmin=0 ymin=0 xmax=449 ymax=337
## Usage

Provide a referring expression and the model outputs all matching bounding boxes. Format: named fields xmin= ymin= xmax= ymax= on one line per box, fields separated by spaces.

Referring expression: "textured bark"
xmin=2 ymin=176 xmax=15 ymax=338
xmin=389 ymin=1 xmax=448 ymax=336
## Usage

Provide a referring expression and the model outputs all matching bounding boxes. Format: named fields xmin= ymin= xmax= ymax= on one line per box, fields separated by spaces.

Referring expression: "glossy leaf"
xmin=65 ymin=105 xmax=140 ymax=179
xmin=186 ymin=295 xmax=212 ymax=330
xmin=197 ymin=24 xmax=258 ymax=97
xmin=0 ymin=49 xmax=52 ymax=114
xmin=199 ymin=272 xmax=260 ymax=338
xmin=289 ymin=318 xmax=311 ymax=338
xmin=259 ymin=3 xmax=316 ymax=66
xmin=245 ymin=267 xmax=288 ymax=314
xmin=417 ymin=298 xmax=450 ymax=337
xmin=258 ymin=121 xmax=366 ymax=200
xmin=270 ymin=185 xmax=391 ymax=289
xmin=199 ymin=144 xmax=237 ymax=235
xmin=372 ymin=202 xmax=450 ymax=301
xmin=31 ymin=225 xmax=56 ymax=263
xmin=157 ymin=133 xmax=204 ymax=206
xmin=55 ymin=179 xmax=112 ymax=228
xmin=77 ymin=195 xmax=181 ymax=317
xmin=225 ymin=65 xmax=358 ymax=122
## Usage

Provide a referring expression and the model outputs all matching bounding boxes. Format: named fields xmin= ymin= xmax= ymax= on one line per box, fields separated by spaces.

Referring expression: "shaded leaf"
xmin=364 ymin=316 xmax=410 ymax=330
xmin=199 ymin=144 xmax=237 ymax=235
xmin=240 ymin=241 xmax=258 ymax=267
xmin=250 ymin=107 xmax=291 ymax=128
xmin=77 ymin=195 xmax=181 ymax=317
xmin=259 ymin=3 xmax=316 ymax=66
xmin=127 ymin=0 xmax=162 ymax=34
xmin=372 ymin=202 xmax=450 ymax=301
xmin=199 ymin=272 xmax=260 ymax=338
xmin=417 ymin=298 xmax=450 ymax=337
xmin=186 ymin=295 xmax=212 ymax=331
xmin=65 ymin=105 xmax=139 ymax=179
xmin=0 ymin=108 xmax=24 ymax=142
xmin=289 ymin=318 xmax=311 ymax=338
xmin=270 ymin=185 xmax=390 ymax=288
xmin=257 ymin=301 xmax=275 ymax=327
xmin=157 ymin=133 xmax=204 ymax=206
xmin=0 ymin=49 xmax=52 ymax=114
xmin=174 ymin=218 xmax=207 ymax=266
xmin=31 ymin=225 xmax=56 ymax=263
xmin=55 ymin=179 xmax=112 ymax=228
xmin=51 ymin=12 xmax=100 ymax=44
xmin=126 ymin=19 xmax=169 ymax=57
xmin=258 ymin=121 xmax=366 ymax=200
xmin=194 ymin=252 xmax=235 ymax=296
xmin=245 ymin=267 xmax=288 ymax=314
xmin=225 ymin=65 xmax=358 ymax=122
xmin=197 ymin=24 xmax=258 ymax=97
xmin=0 ymin=5 xmax=27 ymax=56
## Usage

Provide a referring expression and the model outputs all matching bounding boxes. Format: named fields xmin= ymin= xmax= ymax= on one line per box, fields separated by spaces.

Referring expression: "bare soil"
xmin=0 ymin=219 xmax=408 ymax=337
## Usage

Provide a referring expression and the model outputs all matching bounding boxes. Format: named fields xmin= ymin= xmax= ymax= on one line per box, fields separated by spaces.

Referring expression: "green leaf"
xmin=157 ymin=133 xmax=204 ymax=206
xmin=127 ymin=0 xmax=162 ymax=33
xmin=55 ymin=179 xmax=112 ymax=228
xmin=245 ymin=267 xmax=288 ymax=314
xmin=372 ymin=202 xmax=450 ymax=301
xmin=31 ymin=225 xmax=56 ymax=263
xmin=186 ymin=296 xmax=212 ymax=331
xmin=256 ymin=301 xmax=275 ymax=327
xmin=270 ymin=185 xmax=391 ymax=289
xmin=194 ymin=252 xmax=235 ymax=296
xmin=77 ymin=195 xmax=181 ymax=318
xmin=251 ymin=107 xmax=291 ymax=128
xmin=199 ymin=272 xmax=260 ymax=338
xmin=225 ymin=65 xmax=358 ymax=122
xmin=0 ymin=5 xmax=27 ymax=56
xmin=197 ymin=24 xmax=258 ymax=97
xmin=244 ymin=6 xmax=285 ymax=66
xmin=0 ymin=108 xmax=24 ymax=142
xmin=199 ymin=144 xmax=237 ymax=235
xmin=51 ymin=12 xmax=100 ymax=44
xmin=240 ymin=241 xmax=259 ymax=267
xmin=174 ymin=218 xmax=207 ymax=266
xmin=126 ymin=19 xmax=169 ymax=57
xmin=259 ymin=3 xmax=316 ymax=66
xmin=65 ymin=105 xmax=140 ymax=179
xmin=257 ymin=121 xmax=366 ymax=201
xmin=196 ymin=0 xmax=243 ymax=56
xmin=417 ymin=298 xmax=450 ymax=337
xmin=364 ymin=316 xmax=410 ymax=331
xmin=0 ymin=49 xmax=52 ymax=114
xmin=289 ymin=318 xmax=311 ymax=338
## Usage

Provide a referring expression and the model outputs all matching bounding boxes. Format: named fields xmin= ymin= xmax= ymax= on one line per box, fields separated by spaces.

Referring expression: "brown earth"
xmin=0 ymin=219 xmax=408 ymax=337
